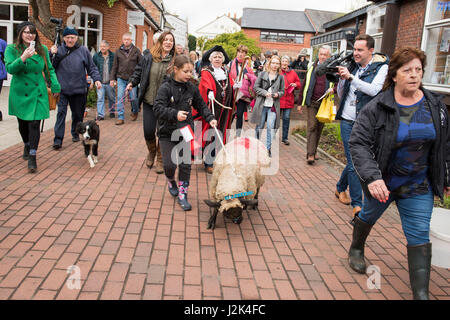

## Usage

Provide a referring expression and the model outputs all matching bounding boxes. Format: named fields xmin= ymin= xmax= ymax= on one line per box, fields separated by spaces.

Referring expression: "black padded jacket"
xmin=153 ymin=77 xmax=215 ymax=141
xmin=349 ymin=86 xmax=450 ymax=200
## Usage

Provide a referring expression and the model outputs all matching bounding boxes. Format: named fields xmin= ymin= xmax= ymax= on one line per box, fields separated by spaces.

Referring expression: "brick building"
xmin=0 ymin=0 xmax=163 ymax=55
xmin=240 ymin=8 xmax=341 ymax=58
xmin=312 ymin=0 xmax=449 ymax=102
xmin=45 ymin=0 xmax=163 ymax=53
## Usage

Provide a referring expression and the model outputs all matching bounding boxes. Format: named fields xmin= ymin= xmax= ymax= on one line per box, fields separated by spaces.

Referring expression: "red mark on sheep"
xmin=234 ymin=138 xmax=251 ymax=149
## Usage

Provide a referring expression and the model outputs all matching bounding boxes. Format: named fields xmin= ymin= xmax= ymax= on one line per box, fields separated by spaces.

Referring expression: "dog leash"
xmin=94 ymin=88 xmax=130 ymax=120
xmin=210 ymin=96 xmax=232 ymax=110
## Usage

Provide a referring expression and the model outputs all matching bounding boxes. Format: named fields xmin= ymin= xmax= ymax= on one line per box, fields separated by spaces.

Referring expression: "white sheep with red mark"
xmin=204 ymin=136 xmax=271 ymax=229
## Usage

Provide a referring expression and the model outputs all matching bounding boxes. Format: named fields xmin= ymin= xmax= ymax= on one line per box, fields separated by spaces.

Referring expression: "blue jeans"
xmin=255 ymin=107 xmax=276 ymax=151
xmin=359 ymin=190 xmax=433 ymax=246
xmin=281 ymin=108 xmax=292 ymax=141
xmin=96 ymin=84 xmax=116 ymax=118
xmin=117 ymin=78 xmax=138 ymax=120
xmin=336 ymin=119 xmax=363 ymax=208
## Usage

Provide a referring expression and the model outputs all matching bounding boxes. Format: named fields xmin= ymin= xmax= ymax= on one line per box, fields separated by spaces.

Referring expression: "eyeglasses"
xmin=23 ymin=31 xmax=36 ymax=35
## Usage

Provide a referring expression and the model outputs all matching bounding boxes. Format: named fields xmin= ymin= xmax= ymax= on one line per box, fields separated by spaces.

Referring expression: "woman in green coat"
xmin=4 ymin=22 xmax=60 ymax=173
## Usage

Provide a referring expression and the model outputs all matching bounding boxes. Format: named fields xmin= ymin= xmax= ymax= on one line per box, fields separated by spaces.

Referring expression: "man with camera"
xmin=298 ymin=45 xmax=334 ymax=165
xmin=334 ymin=34 xmax=388 ymax=215
xmin=50 ymin=27 xmax=102 ymax=149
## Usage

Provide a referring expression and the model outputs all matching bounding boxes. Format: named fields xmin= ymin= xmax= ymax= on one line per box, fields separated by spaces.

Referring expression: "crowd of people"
xmin=1 ymin=21 xmax=449 ymax=301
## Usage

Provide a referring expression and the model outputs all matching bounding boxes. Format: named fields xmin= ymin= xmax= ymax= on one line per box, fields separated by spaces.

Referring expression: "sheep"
xmin=204 ymin=136 xmax=271 ymax=229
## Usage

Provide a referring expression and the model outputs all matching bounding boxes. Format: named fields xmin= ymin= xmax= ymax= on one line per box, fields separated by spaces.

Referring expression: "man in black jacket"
xmin=110 ymin=32 xmax=141 ymax=124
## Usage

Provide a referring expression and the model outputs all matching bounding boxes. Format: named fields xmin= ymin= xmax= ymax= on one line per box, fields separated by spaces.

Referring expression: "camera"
xmin=49 ymin=17 xmax=63 ymax=46
xmin=316 ymin=50 xmax=356 ymax=83
xmin=50 ymin=17 xmax=63 ymax=26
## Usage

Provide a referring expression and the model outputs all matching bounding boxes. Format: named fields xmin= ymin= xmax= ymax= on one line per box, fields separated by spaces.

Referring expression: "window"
xmin=260 ymin=30 xmax=304 ymax=44
xmin=312 ymin=41 xmax=341 ymax=61
xmin=129 ymin=24 xmax=136 ymax=45
xmin=366 ymin=4 xmax=386 ymax=52
xmin=0 ymin=4 xmax=29 ymax=41
xmin=13 ymin=5 xmax=28 ymax=21
xmin=0 ymin=5 xmax=10 ymax=20
xmin=422 ymin=0 xmax=450 ymax=90
xmin=142 ymin=31 xmax=148 ymax=51
xmin=78 ymin=7 xmax=102 ymax=54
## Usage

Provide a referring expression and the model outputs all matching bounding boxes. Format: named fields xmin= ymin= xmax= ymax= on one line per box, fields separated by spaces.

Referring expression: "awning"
xmin=311 ymin=28 xmax=355 ymax=46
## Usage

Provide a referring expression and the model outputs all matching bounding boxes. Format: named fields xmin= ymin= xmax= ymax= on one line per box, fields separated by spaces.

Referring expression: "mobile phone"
xmin=29 ymin=41 xmax=35 ymax=49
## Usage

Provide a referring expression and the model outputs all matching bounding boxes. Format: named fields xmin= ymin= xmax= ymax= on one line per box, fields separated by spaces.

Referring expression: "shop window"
xmin=422 ymin=0 xmax=450 ymax=88
xmin=78 ymin=7 xmax=102 ymax=54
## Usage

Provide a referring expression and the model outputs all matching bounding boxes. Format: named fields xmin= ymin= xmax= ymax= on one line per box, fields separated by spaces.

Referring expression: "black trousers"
xmin=159 ymin=139 xmax=191 ymax=182
xmin=235 ymin=99 xmax=248 ymax=131
xmin=54 ymin=93 xmax=86 ymax=144
xmin=17 ymin=118 xmax=41 ymax=151
xmin=143 ymin=102 xmax=157 ymax=141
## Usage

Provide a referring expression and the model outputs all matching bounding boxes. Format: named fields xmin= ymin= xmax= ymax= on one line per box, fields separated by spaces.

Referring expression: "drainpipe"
xmin=380 ymin=0 xmax=401 ymax=57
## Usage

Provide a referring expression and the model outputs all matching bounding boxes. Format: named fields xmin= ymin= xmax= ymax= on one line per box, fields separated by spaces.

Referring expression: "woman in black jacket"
xmin=348 ymin=47 xmax=450 ymax=300
xmin=154 ymin=55 xmax=217 ymax=211
xmin=127 ymin=31 xmax=175 ymax=174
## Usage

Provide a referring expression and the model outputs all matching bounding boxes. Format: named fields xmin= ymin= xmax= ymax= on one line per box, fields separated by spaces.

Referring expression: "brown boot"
xmin=130 ymin=112 xmax=138 ymax=121
xmin=145 ymin=139 xmax=157 ymax=168
xmin=155 ymin=141 xmax=164 ymax=174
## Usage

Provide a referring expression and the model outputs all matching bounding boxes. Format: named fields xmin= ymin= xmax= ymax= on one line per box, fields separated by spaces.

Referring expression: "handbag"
xmin=43 ymin=56 xmax=58 ymax=110
xmin=316 ymin=93 xmax=336 ymax=123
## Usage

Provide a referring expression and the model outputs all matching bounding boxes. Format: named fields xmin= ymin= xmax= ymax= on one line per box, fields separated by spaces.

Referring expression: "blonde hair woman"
xmin=250 ymin=55 xmax=285 ymax=156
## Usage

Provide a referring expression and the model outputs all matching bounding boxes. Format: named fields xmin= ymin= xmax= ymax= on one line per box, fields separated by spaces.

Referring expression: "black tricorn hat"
xmin=201 ymin=45 xmax=230 ymax=66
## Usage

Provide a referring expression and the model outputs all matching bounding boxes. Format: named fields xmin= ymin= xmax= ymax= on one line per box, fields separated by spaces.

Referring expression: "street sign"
xmin=127 ymin=11 xmax=144 ymax=26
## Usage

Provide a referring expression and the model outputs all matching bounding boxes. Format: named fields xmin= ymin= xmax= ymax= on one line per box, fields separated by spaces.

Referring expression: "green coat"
xmin=4 ymin=44 xmax=60 ymax=121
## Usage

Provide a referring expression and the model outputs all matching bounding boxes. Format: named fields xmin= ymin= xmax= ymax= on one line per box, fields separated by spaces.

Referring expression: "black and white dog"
xmin=75 ymin=120 xmax=100 ymax=168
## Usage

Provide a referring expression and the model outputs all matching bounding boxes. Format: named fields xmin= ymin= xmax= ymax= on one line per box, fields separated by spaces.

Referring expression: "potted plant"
xmin=430 ymin=195 xmax=450 ymax=268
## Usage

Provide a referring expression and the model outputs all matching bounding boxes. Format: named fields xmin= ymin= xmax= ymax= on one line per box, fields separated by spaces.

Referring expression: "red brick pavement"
xmin=0 ymin=111 xmax=449 ymax=300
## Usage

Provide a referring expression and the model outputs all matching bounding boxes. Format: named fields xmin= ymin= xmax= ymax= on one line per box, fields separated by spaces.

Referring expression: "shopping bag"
xmin=316 ymin=93 xmax=336 ymax=123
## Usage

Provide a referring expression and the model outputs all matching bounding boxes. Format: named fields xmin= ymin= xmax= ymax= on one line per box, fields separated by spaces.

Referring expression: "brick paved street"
xmin=0 ymin=108 xmax=449 ymax=300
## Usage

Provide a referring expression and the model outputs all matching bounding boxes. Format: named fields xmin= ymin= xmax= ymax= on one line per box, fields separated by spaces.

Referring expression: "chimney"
xmin=234 ymin=12 xmax=236 ymax=19
xmin=228 ymin=12 xmax=230 ymax=17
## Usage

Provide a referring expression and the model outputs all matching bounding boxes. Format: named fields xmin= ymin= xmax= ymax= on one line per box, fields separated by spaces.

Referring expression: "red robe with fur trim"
xmin=195 ymin=67 xmax=234 ymax=152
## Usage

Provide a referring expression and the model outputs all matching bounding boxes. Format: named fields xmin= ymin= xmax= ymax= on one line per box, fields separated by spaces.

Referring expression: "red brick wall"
xmin=242 ymin=28 xmax=313 ymax=58
xmin=34 ymin=0 xmax=155 ymax=52
xmin=396 ymin=0 xmax=426 ymax=49
xmin=140 ymin=0 xmax=161 ymax=26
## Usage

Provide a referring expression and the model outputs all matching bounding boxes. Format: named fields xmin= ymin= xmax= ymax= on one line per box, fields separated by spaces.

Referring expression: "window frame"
xmin=421 ymin=0 xmax=450 ymax=93
xmin=259 ymin=29 xmax=304 ymax=44
xmin=78 ymin=7 xmax=103 ymax=53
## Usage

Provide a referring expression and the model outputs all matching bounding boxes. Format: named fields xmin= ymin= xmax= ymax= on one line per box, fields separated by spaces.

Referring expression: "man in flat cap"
xmin=50 ymin=27 xmax=102 ymax=149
